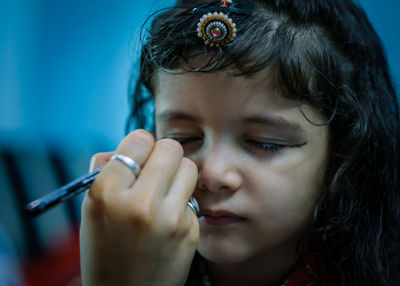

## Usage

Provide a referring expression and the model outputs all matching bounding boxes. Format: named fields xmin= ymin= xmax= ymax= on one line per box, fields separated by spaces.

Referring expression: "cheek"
xmin=244 ymin=172 xmax=316 ymax=251
xmin=247 ymin=153 xmax=326 ymax=230
xmin=249 ymin=171 xmax=317 ymax=219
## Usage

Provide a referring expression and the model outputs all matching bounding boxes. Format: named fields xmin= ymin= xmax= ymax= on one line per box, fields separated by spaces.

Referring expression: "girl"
xmin=80 ymin=0 xmax=400 ymax=285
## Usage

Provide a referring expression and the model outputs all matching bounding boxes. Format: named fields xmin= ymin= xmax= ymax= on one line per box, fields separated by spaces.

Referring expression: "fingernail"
xmin=89 ymin=157 xmax=96 ymax=172
xmin=198 ymin=216 xmax=205 ymax=224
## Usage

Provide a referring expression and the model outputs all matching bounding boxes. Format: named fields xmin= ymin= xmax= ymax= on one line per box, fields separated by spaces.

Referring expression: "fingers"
xmin=165 ymin=157 xmax=198 ymax=213
xmin=89 ymin=129 xmax=155 ymax=203
xmin=110 ymin=129 xmax=155 ymax=187
xmin=89 ymin=152 xmax=114 ymax=171
xmin=131 ymin=138 xmax=184 ymax=200
xmin=87 ymin=130 xmax=198 ymax=222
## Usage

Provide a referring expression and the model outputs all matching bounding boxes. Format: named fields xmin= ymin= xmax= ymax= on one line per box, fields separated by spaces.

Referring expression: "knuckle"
xmin=127 ymin=129 xmax=155 ymax=147
xmin=156 ymin=138 xmax=184 ymax=157
xmin=97 ymin=171 xmax=121 ymax=190
xmin=87 ymin=180 xmax=105 ymax=206
xmin=125 ymin=202 xmax=153 ymax=228
xmin=181 ymin=157 xmax=198 ymax=175
xmin=127 ymin=212 xmax=152 ymax=230
xmin=163 ymin=215 xmax=184 ymax=238
xmin=81 ymin=194 xmax=104 ymax=217
xmin=165 ymin=223 xmax=179 ymax=238
xmin=87 ymin=172 xmax=119 ymax=203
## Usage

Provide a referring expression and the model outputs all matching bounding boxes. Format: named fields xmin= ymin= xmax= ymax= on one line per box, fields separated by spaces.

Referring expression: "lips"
xmin=199 ymin=209 xmax=245 ymax=226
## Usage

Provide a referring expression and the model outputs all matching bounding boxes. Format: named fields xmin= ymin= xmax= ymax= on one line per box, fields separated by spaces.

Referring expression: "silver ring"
xmin=187 ymin=197 xmax=200 ymax=216
xmin=111 ymin=154 xmax=141 ymax=177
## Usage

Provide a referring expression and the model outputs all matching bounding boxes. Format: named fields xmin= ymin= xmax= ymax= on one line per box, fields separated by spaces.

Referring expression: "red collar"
xmin=285 ymin=253 xmax=336 ymax=286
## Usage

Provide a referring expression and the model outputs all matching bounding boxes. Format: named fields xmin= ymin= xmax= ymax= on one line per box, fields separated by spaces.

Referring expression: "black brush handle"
xmin=24 ymin=166 xmax=104 ymax=217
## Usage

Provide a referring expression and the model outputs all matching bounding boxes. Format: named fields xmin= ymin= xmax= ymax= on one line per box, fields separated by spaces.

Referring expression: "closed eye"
xmin=172 ymin=137 xmax=202 ymax=145
xmin=244 ymin=140 xmax=285 ymax=152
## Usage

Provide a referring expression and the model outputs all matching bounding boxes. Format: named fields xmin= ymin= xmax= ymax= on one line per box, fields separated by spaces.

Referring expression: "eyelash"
xmin=173 ymin=137 xmax=201 ymax=145
xmin=172 ymin=137 xmax=286 ymax=153
xmin=244 ymin=140 xmax=285 ymax=152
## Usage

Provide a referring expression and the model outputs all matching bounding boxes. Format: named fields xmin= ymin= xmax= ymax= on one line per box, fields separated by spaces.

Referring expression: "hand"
xmin=80 ymin=129 xmax=199 ymax=286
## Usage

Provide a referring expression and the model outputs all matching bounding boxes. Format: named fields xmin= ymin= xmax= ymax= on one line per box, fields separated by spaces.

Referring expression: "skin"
xmin=154 ymin=67 xmax=329 ymax=286
xmin=80 ymin=66 xmax=329 ymax=286
xmin=80 ymin=132 xmax=200 ymax=286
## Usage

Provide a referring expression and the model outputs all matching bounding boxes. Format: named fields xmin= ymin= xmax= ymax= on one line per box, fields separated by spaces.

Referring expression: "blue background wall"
xmin=1 ymin=0 xmax=399 ymax=151
xmin=0 ymin=0 xmax=175 ymax=152
xmin=0 ymin=0 xmax=398 ymax=282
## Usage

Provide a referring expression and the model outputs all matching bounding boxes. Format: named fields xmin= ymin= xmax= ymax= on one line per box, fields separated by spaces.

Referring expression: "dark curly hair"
xmin=127 ymin=0 xmax=400 ymax=285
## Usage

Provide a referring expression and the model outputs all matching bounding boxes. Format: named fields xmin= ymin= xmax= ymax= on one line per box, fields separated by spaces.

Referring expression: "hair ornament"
xmin=193 ymin=0 xmax=254 ymax=47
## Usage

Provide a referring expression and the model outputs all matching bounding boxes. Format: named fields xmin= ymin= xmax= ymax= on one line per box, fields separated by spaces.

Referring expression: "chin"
xmin=197 ymin=239 xmax=255 ymax=264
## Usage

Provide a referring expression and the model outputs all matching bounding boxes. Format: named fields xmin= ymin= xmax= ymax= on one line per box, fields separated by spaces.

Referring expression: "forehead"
xmin=153 ymin=67 xmax=327 ymax=128
xmin=154 ymin=67 xmax=299 ymax=112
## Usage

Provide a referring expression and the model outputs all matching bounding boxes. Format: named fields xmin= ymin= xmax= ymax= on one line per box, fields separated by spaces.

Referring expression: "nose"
xmin=195 ymin=143 xmax=242 ymax=193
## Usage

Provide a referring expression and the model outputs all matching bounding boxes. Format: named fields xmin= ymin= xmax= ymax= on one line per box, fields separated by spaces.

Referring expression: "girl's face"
xmin=154 ymin=67 xmax=329 ymax=264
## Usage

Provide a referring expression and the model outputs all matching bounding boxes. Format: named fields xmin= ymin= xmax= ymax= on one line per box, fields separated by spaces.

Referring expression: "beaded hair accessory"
xmin=193 ymin=0 xmax=255 ymax=47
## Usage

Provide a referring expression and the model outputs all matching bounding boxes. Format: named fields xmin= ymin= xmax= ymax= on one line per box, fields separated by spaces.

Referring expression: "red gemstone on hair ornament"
xmin=196 ymin=10 xmax=237 ymax=47
xmin=211 ymin=27 xmax=222 ymax=38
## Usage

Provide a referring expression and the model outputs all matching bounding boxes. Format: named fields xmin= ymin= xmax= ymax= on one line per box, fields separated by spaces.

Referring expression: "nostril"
xmin=196 ymin=180 xmax=208 ymax=191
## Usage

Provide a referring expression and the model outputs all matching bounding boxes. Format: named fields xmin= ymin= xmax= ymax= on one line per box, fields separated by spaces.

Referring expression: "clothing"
xmin=285 ymin=253 xmax=336 ymax=286
xmin=187 ymin=252 xmax=336 ymax=286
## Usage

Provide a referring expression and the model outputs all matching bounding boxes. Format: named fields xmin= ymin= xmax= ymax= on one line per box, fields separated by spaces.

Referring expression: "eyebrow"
xmin=156 ymin=111 xmax=199 ymax=123
xmin=242 ymin=116 xmax=305 ymax=132
xmin=156 ymin=111 xmax=305 ymax=132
